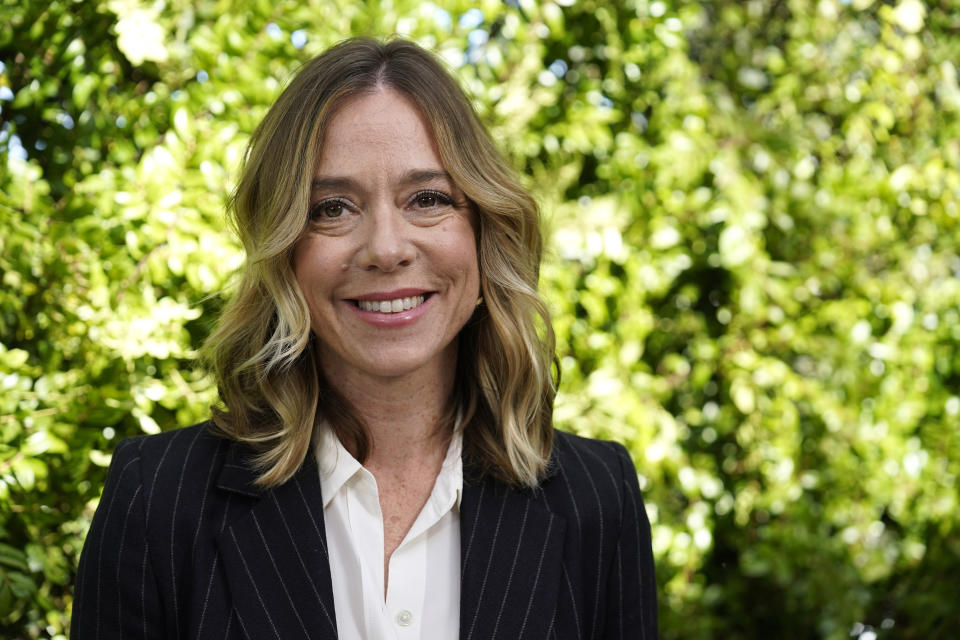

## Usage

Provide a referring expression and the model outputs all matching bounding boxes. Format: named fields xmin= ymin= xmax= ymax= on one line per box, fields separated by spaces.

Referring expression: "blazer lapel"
xmin=215 ymin=442 xmax=339 ymax=640
xmin=459 ymin=473 xmax=567 ymax=640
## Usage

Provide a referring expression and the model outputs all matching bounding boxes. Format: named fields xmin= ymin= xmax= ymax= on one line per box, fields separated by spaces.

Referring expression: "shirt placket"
xmin=385 ymin=534 xmax=427 ymax=637
xmin=347 ymin=471 xmax=395 ymax=638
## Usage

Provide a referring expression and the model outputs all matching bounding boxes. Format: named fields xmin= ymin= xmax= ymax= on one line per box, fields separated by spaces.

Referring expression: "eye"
xmin=412 ymin=190 xmax=453 ymax=209
xmin=309 ymin=198 xmax=350 ymax=220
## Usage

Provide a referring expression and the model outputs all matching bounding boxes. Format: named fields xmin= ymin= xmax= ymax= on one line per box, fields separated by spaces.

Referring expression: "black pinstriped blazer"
xmin=71 ymin=422 xmax=657 ymax=639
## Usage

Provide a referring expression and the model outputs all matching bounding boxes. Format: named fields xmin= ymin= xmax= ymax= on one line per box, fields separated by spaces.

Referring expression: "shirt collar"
xmin=437 ymin=427 xmax=463 ymax=511
xmin=315 ymin=426 xmax=364 ymax=509
xmin=315 ymin=423 xmax=463 ymax=510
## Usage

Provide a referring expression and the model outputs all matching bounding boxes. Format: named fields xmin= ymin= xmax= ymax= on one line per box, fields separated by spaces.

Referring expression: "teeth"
xmin=357 ymin=295 xmax=425 ymax=313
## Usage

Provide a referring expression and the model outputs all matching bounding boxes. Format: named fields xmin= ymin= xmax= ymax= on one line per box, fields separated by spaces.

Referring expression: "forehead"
xmin=315 ymin=89 xmax=443 ymax=177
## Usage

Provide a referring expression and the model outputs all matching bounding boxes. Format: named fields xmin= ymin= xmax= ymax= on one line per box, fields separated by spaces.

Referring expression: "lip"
xmin=345 ymin=289 xmax=435 ymax=327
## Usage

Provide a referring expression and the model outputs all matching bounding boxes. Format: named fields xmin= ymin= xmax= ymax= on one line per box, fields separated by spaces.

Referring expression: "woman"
xmin=71 ymin=37 xmax=657 ymax=639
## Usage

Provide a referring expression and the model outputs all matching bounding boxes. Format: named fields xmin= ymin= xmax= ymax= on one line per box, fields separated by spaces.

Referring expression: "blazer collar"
xmin=214 ymin=440 xmax=567 ymax=640
xmin=215 ymin=439 xmax=265 ymax=497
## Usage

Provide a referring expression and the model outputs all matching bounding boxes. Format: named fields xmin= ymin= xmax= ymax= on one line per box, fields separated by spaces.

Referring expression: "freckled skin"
xmin=292 ymin=88 xmax=479 ymax=387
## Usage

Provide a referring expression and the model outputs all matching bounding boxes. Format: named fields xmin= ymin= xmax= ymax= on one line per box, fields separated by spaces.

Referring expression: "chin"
xmin=359 ymin=345 xmax=457 ymax=381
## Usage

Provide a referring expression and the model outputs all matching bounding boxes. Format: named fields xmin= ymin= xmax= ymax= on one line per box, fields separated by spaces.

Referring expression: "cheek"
xmin=292 ymin=235 xmax=313 ymax=269
xmin=292 ymin=237 xmax=335 ymax=297
xmin=468 ymin=255 xmax=480 ymax=292
xmin=446 ymin=218 xmax=480 ymax=284
xmin=292 ymin=246 xmax=314 ymax=296
xmin=452 ymin=242 xmax=480 ymax=293
xmin=461 ymin=252 xmax=481 ymax=312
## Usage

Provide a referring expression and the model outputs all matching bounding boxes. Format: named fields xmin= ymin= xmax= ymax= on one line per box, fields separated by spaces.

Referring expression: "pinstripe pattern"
xmin=461 ymin=480 xmax=487 ymax=570
xmin=267 ymin=491 xmax=337 ymax=629
xmin=568 ymin=443 xmax=606 ymax=640
xmin=72 ymin=422 xmax=657 ymax=639
xmin=250 ymin=512 xmax=312 ymax=635
xmin=491 ymin=499 xmax=530 ymax=636
xmin=562 ymin=566 xmax=584 ymax=637
xmin=518 ymin=514 xmax=554 ymax=637
xmin=228 ymin=526 xmax=282 ymax=639
xmin=115 ymin=483 xmax=141 ymax=639
xmin=292 ymin=475 xmax=329 ymax=560
xmin=94 ymin=450 xmax=139 ymax=639
xmin=170 ymin=428 xmax=202 ymax=636
xmin=464 ymin=487 xmax=509 ymax=640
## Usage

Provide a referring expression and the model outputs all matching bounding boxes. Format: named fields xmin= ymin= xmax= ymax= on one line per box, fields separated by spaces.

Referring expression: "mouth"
xmin=351 ymin=294 xmax=430 ymax=314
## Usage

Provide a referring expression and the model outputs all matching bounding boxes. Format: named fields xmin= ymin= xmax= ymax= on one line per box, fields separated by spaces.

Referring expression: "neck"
xmin=319 ymin=347 xmax=457 ymax=469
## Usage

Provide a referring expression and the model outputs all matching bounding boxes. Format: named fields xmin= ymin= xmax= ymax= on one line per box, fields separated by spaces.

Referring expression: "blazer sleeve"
xmin=71 ymin=437 xmax=166 ymax=639
xmin=604 ymin=442 xmax=659 ymax=639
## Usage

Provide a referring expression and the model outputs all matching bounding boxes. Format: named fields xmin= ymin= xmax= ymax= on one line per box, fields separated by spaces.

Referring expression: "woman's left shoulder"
xmin=544 ymin=430 xmax=642 ymax=516
xmin=551 ymin=430 xmax=637 ymax=480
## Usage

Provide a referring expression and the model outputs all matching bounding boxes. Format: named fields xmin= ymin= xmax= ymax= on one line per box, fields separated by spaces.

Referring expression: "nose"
xmin=356 ymin=205 xmax=416 ymax=272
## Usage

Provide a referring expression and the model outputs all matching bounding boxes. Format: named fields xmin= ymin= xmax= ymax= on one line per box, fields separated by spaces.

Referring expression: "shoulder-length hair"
xmin=204 ymin=37 xmax=555 ymax=489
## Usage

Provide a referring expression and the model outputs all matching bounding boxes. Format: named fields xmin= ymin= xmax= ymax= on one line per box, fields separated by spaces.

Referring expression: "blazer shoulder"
xmin=111 ymin=421 xmax=233 ymax=507
xmin=552 ymin=429 xmax=633 ymax=474
xmin=545 ymin=430 xmax=637 ymax=514
xmin=75 ymin=423 xmax=242 ymax=637
xmin=116 ymin=420 xmax=226 ymax=466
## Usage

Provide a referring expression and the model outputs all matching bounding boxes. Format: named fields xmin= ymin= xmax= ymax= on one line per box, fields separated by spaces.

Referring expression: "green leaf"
xmin=0 ymin=544 xmax=29 ymax=572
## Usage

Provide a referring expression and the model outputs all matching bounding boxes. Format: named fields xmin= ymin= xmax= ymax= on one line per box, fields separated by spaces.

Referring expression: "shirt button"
xmin=396 ymin=609 xmax=413 ymax=627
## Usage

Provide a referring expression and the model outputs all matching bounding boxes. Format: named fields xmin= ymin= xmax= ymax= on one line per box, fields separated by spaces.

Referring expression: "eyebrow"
xmin=310 ymin=169 xmax=454 ymax=192
xmin=398 ymin=170 xmax=453 ymax=188
xmin=309 ymin=176 xmax=358 ymax=192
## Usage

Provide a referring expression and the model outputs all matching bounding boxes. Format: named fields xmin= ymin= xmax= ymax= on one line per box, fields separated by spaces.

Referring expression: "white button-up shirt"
xmin=316 ymin=427 xmax=462 ymax=640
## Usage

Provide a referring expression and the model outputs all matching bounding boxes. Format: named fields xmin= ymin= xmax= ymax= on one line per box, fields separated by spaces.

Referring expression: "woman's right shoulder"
xmin=105 ymin=421 xmax=234 ymax=496
xmin=74 ymin=423 xmax=251 ymax=636
xmin=113 ymin=420 xmax=221 ymax=451
xmin=96 ymin=421 xmax=256 ymax=552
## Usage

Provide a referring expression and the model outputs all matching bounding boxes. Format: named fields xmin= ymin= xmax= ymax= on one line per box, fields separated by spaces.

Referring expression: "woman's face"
xmin=293 ymin=88 xmax=480 ymax=385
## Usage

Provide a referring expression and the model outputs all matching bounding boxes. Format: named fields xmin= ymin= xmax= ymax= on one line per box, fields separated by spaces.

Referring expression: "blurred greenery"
xmin=1 ymin=0 xmax=959 ymax=638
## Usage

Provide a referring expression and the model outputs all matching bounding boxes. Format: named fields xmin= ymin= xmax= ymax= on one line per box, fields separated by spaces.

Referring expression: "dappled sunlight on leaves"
xmin=1 ymin=0 xmax=959 ymax=637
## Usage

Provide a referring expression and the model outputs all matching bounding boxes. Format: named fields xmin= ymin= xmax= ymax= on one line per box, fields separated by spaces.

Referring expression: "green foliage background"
xmin=2 ymin=0 xmax=958 ymax=637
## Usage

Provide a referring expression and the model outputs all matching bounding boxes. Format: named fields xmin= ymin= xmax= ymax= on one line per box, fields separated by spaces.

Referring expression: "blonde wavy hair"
xmin=204 ymin=37 xmax=556 ymax=489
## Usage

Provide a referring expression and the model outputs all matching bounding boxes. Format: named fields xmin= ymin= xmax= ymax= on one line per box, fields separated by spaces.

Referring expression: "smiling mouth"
xmin=353 ymin=294 xmax=428 ymax=313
